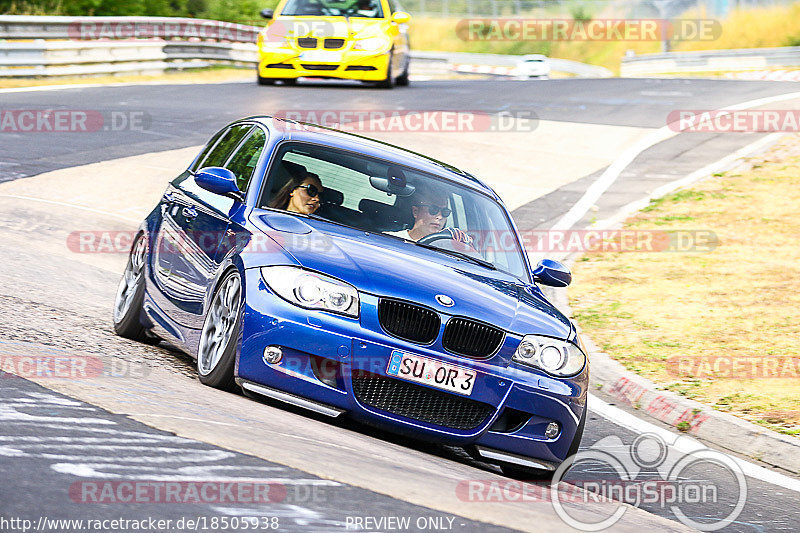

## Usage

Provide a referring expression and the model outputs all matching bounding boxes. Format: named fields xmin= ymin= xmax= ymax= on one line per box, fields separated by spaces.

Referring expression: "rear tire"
xmin=113 ymin=234 xmax=158 ymax=344
xmin=197 ymin=270 xmax=242 ymax=391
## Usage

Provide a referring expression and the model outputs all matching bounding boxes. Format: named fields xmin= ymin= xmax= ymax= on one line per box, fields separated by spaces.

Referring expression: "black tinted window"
xmin=190 ymin=128 xmax=226 ymax=172
xmin=199 ymin=124 xmax=252 ymax=169
xmin=225 ymin=128 xmax=267 ymax=192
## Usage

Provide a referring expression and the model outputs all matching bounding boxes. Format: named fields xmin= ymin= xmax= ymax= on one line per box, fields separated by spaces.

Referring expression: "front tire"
xmin=197 ymin=270 xmax=242 ymax=391
xmin=500 ymin=464 xmax=555 ymax=480
xmin=113 ymin=234 xmax=156 ymax=343
xmin=376 ymin=51 xmax=394 ymax=89
xmin=395 ymin=56 xmax=410 ymax=86
xmin=257 ymin=69 xmax=275 ymax=85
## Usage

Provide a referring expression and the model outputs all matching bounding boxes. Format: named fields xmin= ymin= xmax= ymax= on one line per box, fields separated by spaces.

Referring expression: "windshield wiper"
xmin=412 ymin=241 xmax=497 ymax=270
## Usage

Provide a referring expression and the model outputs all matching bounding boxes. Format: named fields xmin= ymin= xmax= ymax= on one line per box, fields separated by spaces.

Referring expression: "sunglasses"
xmin=417 ymin=204 xmax=452 ymax=217
xmin=294 ymin=184 xmax=320 ymax=198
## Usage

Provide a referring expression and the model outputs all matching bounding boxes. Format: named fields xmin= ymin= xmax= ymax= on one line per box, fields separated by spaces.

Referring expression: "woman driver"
xmin=269 ymin=172 xmax=324 ymax=215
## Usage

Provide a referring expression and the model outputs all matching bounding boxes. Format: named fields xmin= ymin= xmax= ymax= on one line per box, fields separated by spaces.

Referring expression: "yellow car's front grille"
xmin=301 ymin=64 xmax=339 ymax=71
xmin=323 ymin=38 xmax=345 ymax=49
xmin=297 ymin=37 xmax=317 ymax=48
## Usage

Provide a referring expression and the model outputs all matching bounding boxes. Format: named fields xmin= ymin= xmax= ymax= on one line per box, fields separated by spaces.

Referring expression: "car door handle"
xmin=163 ymin=192 xmax=176 ymax=204
xmin=182 ymin=207 xmax=198 ymax=220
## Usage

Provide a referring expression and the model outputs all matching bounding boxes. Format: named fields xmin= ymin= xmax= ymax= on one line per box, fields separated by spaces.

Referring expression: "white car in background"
xmin=514 ymin=54 xmax=551 ymax=79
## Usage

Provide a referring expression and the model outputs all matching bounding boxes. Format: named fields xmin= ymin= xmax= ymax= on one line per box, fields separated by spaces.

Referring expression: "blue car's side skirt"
xmin=236 ymin=378 xmax=345 ymax=418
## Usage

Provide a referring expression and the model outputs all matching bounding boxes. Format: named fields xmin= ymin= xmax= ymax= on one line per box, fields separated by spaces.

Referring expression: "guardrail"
xmin=0 ymin=15 xmax=259 ymax=42
xmin=0 ymin=14 xmax=610 ymax=79
xmin=621 ymin=46 xmax=800 ymax=76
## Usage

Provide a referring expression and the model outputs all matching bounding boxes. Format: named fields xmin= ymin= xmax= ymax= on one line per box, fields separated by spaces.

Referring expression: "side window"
xmin=198 ymin=124 xmax=252 ymax=169
xmin=189 ymin=128 xmax=226 ymax=172
xmin=225 ymin=128 xmax=267 ymax=192
xmin=283 ymin=152 xmax=386 ymax=210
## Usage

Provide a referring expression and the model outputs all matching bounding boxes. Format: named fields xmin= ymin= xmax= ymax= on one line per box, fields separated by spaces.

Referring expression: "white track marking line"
xmin=589 ymin=394 xmax=800 ymax=493
xmin=591 ymin=131 xmax=784 ymax=229
xmin=0 ymin=194 xmax=141 ymax=223
xmin=552 ymin=90 xmax=800 ymax=231
xmin=124 ymin=414 xmax=242 ymax=427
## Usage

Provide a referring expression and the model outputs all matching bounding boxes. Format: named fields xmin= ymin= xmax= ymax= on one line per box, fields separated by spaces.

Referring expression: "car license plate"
xmin=386 ymin=350 xmax=476 ymax=396
xmin=298 ymin=50 xmax=342 ymax=62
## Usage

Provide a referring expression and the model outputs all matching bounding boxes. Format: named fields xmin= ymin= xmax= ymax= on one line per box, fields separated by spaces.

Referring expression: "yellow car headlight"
xmin=353 ymin=36 xmax=389 ymax=52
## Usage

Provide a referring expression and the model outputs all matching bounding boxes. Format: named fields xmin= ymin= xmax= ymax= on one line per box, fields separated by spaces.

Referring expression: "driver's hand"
xmin=445 ymin=227 xmax=473 ymax=244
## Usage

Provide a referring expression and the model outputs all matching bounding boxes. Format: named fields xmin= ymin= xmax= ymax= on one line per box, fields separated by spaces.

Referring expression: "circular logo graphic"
xmin=435 ymin=294 xmax=455 ymax=307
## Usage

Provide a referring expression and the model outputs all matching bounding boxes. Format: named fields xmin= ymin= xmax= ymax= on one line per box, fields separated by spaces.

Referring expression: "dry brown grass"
xmin=570 ymin=133 xmax=800 ymax=436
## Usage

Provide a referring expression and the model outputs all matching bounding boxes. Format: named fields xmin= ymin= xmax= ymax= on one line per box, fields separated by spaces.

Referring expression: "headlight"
xmin=260 ymin=27 xmax=291 ymax=49
xmin=512 ymin=335 xmax=586 ymax=377
xmin=261 ymin=266 xmax=359 ymax=317
xmin=353 ymin=37 xmax=389 ymax=51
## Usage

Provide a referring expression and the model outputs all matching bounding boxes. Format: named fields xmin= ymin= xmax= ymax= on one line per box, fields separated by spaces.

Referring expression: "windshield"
xmin=280 ymin=0 xmax=384 ymax=18
xmin=258 ymin=141 xmax=529 ymax=279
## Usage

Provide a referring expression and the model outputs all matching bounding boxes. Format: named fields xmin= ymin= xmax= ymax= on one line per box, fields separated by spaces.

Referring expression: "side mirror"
xmin=391 ymin=11 xmax=411 ymax=23
xmin=533 ymin=259 xmax=571 ymax=287
xmin=260 ymin=8 xmax=274 ymax=19
xmin=195 ymin=167 xmax=244 ymax=201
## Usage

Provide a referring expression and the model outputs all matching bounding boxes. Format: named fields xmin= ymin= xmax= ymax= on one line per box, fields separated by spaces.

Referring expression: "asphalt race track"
xmin=1 ymin=78 xmax=800 ymax=532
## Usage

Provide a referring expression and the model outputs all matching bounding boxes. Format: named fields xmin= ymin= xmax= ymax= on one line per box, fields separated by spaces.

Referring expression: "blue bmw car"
xmin=113 ymin=116 xmax=588 ymax=477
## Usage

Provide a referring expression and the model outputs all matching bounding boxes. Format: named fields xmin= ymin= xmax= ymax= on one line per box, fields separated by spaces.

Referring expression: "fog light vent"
xmin=263 ymin=346 xmax=283 ymax=365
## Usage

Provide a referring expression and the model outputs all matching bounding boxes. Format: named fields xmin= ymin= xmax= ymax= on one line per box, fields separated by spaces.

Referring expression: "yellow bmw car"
xmin=256 ymin=0 xmax=411 ymax=88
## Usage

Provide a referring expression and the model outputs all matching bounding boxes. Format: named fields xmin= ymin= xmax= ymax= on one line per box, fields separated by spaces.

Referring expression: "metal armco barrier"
xmin=0 ymin=15 xmax=259 ymax=41
xmin=0 ymin=14 xmax=609 ymax=78
xmin=621 ymin=46 xmax=800 ymax=76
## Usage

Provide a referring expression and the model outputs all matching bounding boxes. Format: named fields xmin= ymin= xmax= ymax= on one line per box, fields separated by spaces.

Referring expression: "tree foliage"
xmin=0 ymin=0 xmax=278 ymax=21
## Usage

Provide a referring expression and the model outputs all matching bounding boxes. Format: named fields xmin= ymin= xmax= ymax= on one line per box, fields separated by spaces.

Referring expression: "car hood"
xmin=249 ymin=212 xmax=573 ymax=339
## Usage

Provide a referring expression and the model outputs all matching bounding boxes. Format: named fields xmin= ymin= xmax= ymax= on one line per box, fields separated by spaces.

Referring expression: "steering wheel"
xmin=417 ymin=229 xmax=480 ymax=255
xmin=417 ymin=230 xmax=454 ymax=246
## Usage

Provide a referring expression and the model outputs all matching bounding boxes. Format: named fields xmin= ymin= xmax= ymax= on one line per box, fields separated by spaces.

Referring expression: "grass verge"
xmin=569 ymin=133 xmax=800 ymax=437
xmin=408 ymin=2 xmax=800 ymax=73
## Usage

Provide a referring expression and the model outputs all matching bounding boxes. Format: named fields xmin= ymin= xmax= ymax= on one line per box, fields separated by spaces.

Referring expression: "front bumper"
xmin=237 ymin=269 xmax=588 ymax=466
xmin=257 ymin=48 xmax=390 ymax=81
